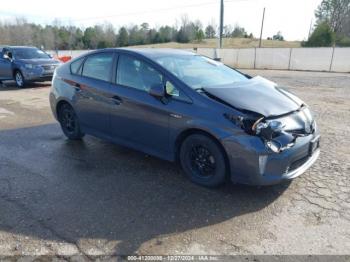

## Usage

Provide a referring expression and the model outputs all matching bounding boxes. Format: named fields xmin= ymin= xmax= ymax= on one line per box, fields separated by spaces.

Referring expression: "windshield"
xmin=154 ymin=55 xmax=248 ymax=89
xmin=13 ymin=48 xmax=50 ymax=60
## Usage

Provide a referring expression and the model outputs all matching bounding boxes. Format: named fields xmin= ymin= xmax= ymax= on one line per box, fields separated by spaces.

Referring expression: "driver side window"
xmin=2 ymin=49 xmax=12 ymax=59
xmin=117 ymin=55 xmax=163 ymax=92
xmin=116 ymin=54 xmax=190 ymax=102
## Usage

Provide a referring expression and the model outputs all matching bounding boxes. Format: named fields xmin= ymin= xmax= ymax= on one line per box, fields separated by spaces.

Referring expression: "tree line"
xmin=0 ymin=16 xmax=255 ymax=50
xmin=303 ymin=0 xmax=350 ymax=47
xmin=4 ymin=0 xmax=347 ymax=50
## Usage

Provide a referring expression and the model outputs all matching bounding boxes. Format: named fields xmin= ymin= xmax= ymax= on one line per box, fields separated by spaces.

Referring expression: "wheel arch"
xmin=12 ymin=68 xmax=22 ymax=77
xmin=174 ymin=128 xmax=231 ymax=176
xmin=56 ymin=99 xmax=74 ymax=119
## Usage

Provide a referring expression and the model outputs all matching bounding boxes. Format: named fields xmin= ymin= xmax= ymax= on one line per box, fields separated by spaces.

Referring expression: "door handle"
xmin=74 ymin=83 xmax=81 ymax=91
xmin=111 ymin=95 xmax=123 ymax=105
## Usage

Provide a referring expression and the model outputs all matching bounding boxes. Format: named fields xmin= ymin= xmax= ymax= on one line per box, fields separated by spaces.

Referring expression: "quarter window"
xmin=165 ymin=81 xmax=180 ymax=97
xmin=82 ymin=53 xmax=113 ymax=82
xmin=117 ymin=55 xmax=163 ymax=92
xmin=70 ymin=57 xmax=84 ymax=75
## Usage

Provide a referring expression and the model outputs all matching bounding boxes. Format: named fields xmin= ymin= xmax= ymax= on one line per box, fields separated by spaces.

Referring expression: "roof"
xmin=116 ymin=48 xmax=196 ymax=58
xmin=1 ymin=46 xmax=39 ymax=54
xmin=4 ymin=46 xmax=37 ymax=49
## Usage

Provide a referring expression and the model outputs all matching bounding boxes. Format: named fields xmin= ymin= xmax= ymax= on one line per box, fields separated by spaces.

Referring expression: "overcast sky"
xmin=0 ymin=0 xmax=322 ymax=41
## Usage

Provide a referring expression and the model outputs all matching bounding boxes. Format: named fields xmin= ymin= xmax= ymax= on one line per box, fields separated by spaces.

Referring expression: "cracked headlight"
xmin=253 ymin=120 xmax=285 ymax=140
xmin=254 ymin=120 xmax=295 ymax=153
xmin=225 ymin=113 xmax=295 ymax=153
xmin=266 ymin=140 xmax=282 ymax=153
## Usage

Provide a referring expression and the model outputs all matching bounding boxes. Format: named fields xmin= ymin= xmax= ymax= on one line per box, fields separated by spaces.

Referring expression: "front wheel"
xmin=58 ymin=103 xmax=85 ymax=140
xmin=180 ymin=134 xmax=227 ymax=187
xmin=14 ymin=70 xmax=25 ymax=88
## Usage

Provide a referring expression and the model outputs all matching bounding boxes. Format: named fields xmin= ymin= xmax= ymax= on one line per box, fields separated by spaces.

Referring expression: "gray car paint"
xmin=50 ymin=48 xmax=320 ymax=186
xmin=203 ymin=76 xmax=303 ymax=117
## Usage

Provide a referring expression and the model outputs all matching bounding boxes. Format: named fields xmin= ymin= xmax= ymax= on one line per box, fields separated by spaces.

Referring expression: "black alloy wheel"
xmin=180 ymin=134 xmax=227 ymax=187
xmin=58 ymin=103 xmax=85 ymax=140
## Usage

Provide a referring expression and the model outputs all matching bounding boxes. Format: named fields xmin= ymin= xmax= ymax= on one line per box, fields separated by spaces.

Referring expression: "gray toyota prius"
xmin=50 ymin=48 xmax=320 ymax=187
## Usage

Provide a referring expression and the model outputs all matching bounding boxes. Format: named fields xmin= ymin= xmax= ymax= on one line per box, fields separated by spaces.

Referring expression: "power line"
xmin=72 ymin=2 xmax=216 ymax=22
xmin=0 ymin=0 xmax=251 ymax=26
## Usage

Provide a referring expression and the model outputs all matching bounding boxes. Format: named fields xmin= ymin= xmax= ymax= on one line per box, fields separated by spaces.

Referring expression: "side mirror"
xmin=3 ymin=53 xmax=10 ymax=60
xmin=149 ymin=83 xmax=165 ymax=99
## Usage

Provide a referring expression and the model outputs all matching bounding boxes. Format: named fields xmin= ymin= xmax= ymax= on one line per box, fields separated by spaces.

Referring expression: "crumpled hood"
xmin=15 ymin=58 xmax=60 ymax=65
xmin=203 ymin=76 xmax=304 ymax=117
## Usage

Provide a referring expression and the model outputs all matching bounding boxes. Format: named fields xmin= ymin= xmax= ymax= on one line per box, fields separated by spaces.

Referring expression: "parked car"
xmin=50 ymin=48 xmax=320 ymax=187
xmin=0 ymin=46 xmax=61 ymax=88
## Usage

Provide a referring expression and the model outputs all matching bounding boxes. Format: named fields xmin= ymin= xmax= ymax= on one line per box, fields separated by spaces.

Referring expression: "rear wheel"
xmin=58 ymin=103 xmax=85 ymax=140
xmin=180 ymin=134 xmax=227 ymax=187
xmin=14 ymin=70 xmax=25 ymax=88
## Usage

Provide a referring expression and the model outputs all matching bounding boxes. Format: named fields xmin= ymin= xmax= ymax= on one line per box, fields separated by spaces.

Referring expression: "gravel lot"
xmin=0 ymin=70 xmax=349 ymax=258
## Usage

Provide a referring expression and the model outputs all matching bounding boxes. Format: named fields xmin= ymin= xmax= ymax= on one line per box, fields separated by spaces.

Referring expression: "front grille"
xmin=42 ymin=72 xmax=54 ymax=76
xmin=42 ymin=65 xmax=57 ymax=71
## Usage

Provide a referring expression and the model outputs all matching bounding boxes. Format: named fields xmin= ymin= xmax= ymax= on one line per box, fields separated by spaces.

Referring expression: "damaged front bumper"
xmin=221 ymin=132 xmax=320 ymax=186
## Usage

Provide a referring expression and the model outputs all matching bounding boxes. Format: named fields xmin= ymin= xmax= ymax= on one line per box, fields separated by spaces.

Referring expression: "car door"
xmin=71 ymin=51 xmax=116 ymax=135
xmin=109 ymin=53 xmax=171 ymax=156
xmin=0 ymin=48 xmax=12 ymax=80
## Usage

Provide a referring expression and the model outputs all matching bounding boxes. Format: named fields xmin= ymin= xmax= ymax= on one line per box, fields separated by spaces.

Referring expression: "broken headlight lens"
xmin=225 ymin=114 xmax=285 ymax=138
xmin=226 ymin=113 xmax=294 ymax=153
xmin=253 ymin=120 xmax=285 ymax=139
xmin=254 ymin=120 xmax=293 ymax=153
xmin=266 ymin=140 xmax=282 ymax=153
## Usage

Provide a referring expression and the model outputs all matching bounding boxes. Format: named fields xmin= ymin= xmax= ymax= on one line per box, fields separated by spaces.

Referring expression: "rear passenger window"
xmin=70 ymin=57 xmax=84 ymax=75
xmin=82 ymin=53 xmax=114 ymax=82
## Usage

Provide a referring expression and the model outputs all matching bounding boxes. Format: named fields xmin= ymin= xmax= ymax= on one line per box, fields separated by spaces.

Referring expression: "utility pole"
xmin=308 ymin=19 xmax=313 ymax=39
xmin=259 ymin=7 xmax=265 ymax=48
xmin=219 ymin=0 xmax=224 ymax=48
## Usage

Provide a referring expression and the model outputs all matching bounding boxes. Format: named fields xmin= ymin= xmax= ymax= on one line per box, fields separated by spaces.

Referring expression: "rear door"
xmin=71 ymin=51 xmax=116 ymax=135
xmin=0 ymin=48 xmax=12 ymax=80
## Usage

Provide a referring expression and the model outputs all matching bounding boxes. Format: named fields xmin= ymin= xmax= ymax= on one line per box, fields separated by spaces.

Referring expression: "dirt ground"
xmin=0 ymin=70 xmax=349 ymax=259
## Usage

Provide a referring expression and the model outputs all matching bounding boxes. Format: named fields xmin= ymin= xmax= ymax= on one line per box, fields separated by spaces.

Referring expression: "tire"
xmin=180 ymin=134 xmax=227 ymax=187
xmin=14 ymin=70 xmax=25 ymax=88
xmin=58 ymin=103 xmax=85 ymax=140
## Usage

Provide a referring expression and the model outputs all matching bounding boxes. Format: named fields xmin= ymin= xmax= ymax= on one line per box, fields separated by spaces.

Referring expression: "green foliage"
xmin=0 ymin=19 xmax=188 ymax=49
xmin=307 ymin=0 xmax=350 ymax=46
xmin=315 ymin=0 xmax=350 ymax=33
xmin=82 ymin=27 xmax=97 ymax=49
xmin=116 ymin=27 xmax=129 ymax=47
xmin=176 ymin=27 xmax=190 ymax=43
xmin=205 ymin=25 xmax=216 ymax=38
xmin=336 ymin=34 xmax=350 ymax=46
xmin=0 ymin=18 xmax=258 ymax=49
xmin=158 ymin=26 xmax=176 ymax=43
xmin=302 ymin=22 xmax=335 ymax=47
xmin=231 ymin=25 xmax=247 ymax=38
xmin=195 ymin=29 xmax=205 ymax=42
